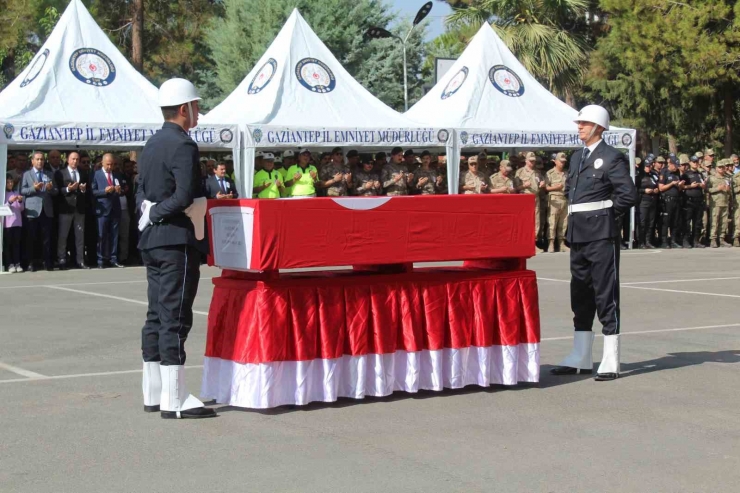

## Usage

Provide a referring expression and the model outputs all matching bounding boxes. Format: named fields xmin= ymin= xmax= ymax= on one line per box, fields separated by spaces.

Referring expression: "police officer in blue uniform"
xmin=136 ymin=79 xmax=216 ymax=419
xmin=681 ymin=154 xmax=706 ymax=249
xmin=658 ymin=156 xmax=684 ymax=248
xmin=551 ymin=105 xmax=638 ymax=381
xmin=637 ymin=158 xmax=659 ymax=249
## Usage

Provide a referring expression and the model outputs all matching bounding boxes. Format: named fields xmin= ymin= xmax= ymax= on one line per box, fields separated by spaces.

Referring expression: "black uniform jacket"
xmin=565 ymin=141 xmax=638 ymax=243
xmin=136 ymin=122 xmax=206 ymax=253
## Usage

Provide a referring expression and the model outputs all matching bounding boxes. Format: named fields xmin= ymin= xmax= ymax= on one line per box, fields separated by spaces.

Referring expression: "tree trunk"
xmin=667 ymin=134 xmax=678 ymax=155
xmin=724 ymin=88 xmax=733 ymax=157
xmin=131 ymin=0 xmax=144 ymax=72
xmin=565 ymin=88 xmax=576 ymax=109
xmin=639 ymin=129 xmax=651 ymax=158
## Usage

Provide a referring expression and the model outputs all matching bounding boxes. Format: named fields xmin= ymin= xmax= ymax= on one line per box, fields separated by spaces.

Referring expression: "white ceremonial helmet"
xmin=574 ymin=105 xmax=610 ymax=130
xmin=158 ymin=78 xmax=201 ymax=127
xmin=158 ymin=78 xmax=201 ymax=107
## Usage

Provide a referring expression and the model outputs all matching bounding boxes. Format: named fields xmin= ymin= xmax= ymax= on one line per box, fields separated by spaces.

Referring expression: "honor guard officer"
xmin=136 ymin=78 xmax=216 ymax=419
xmin=551 ymin=105 xmax=638 ymax=381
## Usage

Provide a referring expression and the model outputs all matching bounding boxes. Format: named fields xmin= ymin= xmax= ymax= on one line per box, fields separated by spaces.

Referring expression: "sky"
xmin=391 ymin=0 xmax=453 ymax=41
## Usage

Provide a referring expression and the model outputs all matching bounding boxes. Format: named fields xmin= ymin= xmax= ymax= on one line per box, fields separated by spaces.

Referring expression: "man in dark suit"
xmin=136 ymin=78 xmax=215 ymax=419
xmin=92 ymin=153 xmax=124 ymax=269
xmin=20 ymin=151 xmax=58 ymax=271
xmin=55 ymin=151 xmax=89 ymax=269
xmin=551 ymin=105 xmax=638 ymax=381
xmin=204 ymin=162 xmax=238 ymax=199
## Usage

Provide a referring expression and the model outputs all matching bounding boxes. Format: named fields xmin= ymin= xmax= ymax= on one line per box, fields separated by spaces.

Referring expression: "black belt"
xmin=685 ymin=195 xmax=704 ymax=201
xmin=662 ymin=195 xmax=680 ymax=201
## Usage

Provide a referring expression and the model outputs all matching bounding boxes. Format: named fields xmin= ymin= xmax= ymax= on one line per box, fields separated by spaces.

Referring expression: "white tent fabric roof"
xmin=406 ymin=23 xmax=579 ymax=133
xmin=0 ymin=0 xmax=162 ymax=124
xmin=202 ymin=9 xmax=425 ymax=130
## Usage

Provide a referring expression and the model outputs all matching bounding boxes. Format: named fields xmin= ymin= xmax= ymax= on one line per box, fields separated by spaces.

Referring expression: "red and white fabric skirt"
xmin=202 ymin=269 xmax=540 ymax=409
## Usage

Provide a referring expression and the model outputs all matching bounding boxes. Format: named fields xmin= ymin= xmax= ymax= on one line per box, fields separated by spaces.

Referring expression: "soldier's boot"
xmin=710 ymin=238 xmax=719 ymax=248
xmin=694 ymin=235 xmax=706 ymax=249
xmin=721 ymin=240 xmax=733 ymax=248
xmin=547 ymin=240 xmax=555 ymax=253
xmin=670 ymin=238 xmax=683 ymax=249
xmin=559 ymin=239 xmax=570 ymax=252
xmin=734 ymin=238 xmax=740 ymax=247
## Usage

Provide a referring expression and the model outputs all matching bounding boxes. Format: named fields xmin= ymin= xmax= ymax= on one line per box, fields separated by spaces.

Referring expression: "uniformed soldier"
xmin=318 ymin=148 xmax=351 ymax=197
xmin=136 ymin=78 xmax=216 ymax=419
xmin=252 ymin=153 xmax=285 ymax=199
xmin=459 ymin=156 xmax=489 ymax=194
xmin=637 ymin=158 xmax=659 ymax=249
xmin=381 ymin=147 xmax=412 ymax=196
xmin=680 ymin=153 xmax=706 ymax=248
xmin=545 ymin=152 xmax=569 ymax=253
xmin=413 ymin=151 xmax=444 ymax=195
xmin=489 ymin=160 xmax=517 ymax=194
xmin=477 ymin=151 xmax=494 ymax=179
xmin=353 ymin=159 xmax=382 ymax=196
xmin=515 ymin=152 xmax=545 ymax=253
xmin=707 ymin=159 xmax=732 ymax=247
xmin=551 ymin=105 xmax=638 ymax=381
xmin=703 ymin=148 xmax=715 ymax=171
xmin=658 ymin=155 xmax=684 ymax=248
xmin=435 ymin=154 xmax=448 ymax=194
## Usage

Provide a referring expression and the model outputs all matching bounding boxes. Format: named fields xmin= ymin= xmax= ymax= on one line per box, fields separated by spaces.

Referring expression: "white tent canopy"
xmin=406 ymin=23 xmax=635 ymax=151
xmin=202 ymin=9 xmax=450 ymax=196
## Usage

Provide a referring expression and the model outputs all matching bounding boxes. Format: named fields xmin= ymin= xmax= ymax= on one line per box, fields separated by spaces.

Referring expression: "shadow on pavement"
xmin=620 ymin=349 xmax=740 ymax=379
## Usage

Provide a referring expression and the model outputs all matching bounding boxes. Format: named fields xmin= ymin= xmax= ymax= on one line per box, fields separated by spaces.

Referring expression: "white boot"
xmin=552 ymin=331 xmax=595 ymax=374
xmin=142 ymin=361 xmax=162 ymax=412
xmin=159 ymin=365 xmax=216 ymax=419
xmin=596 ymin=335 xmax=620 ymax=380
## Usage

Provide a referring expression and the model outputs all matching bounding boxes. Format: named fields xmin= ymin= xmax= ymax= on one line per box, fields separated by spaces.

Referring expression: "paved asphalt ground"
xmin=1 ymin=248 xmax=739 ymax=492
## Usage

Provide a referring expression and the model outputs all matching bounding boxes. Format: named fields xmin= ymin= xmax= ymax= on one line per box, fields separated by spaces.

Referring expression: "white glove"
xmin=138 ymin=200 xmax=156 ymax=232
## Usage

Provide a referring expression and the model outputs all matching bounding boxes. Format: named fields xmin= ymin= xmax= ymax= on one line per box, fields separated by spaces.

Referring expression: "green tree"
xmin=588 ymin=0 xmax=740 ymax=155
xmin=445 ymin=0 xmax=595 ymax=106
xmin=205 ymin=0 xmax=427 ymax=111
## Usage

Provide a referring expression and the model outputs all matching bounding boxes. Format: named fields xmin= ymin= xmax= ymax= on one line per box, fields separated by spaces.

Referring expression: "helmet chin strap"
xmin=186 ymin=101 xmax=194 ymax=130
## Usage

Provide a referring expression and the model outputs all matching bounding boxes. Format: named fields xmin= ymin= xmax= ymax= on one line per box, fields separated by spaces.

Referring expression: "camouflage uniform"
xmin=381 ymin=163 xmax=410 ymax=196
xmin=460 ymin=170 xmax=488 ymax=194
xmin=546 ymin=167 xmax=568 ymax=252
xmin=353 ymin=169 xmax=382 ymax=196
xmin=515 ymin=166 xmax=543 ymax=238
xmin=706 ymin=163 xmax=731 ymax=247
xmin=413 ymin=167 xmax=443 ymax=195
xmin=489 ymin=172 xmax=515 ymax=193
xmin=319 ymin=162 xmax=350 ymax=197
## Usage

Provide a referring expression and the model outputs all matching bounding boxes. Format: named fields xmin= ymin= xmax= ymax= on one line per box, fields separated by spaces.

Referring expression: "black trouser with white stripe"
xmin=570 ymin=238 xmax=620 ymax=336
xmin=141 ymin=245 xmax=201 ymax=366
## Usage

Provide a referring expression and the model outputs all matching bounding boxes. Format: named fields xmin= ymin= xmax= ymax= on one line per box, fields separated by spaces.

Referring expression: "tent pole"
xmin=628 ymin=134 xmax=636 ymax=250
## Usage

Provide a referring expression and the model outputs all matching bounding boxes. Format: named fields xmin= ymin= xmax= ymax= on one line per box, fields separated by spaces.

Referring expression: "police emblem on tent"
xmin=437 ymin=129 xmax=449 ymax=143
xmin=489 ymin=65 xmax=524 ymax=98
xmin=621 ymin=133 xmax=633 ymax=147
xmin=441 ymin=67 xmax=468 ymax=100
xmin=3 ymin=123 xmax=14 ymax=140
xmin=69 ymin=48 xmax=117 ymax=87
xmin=295 ymin=58 xmax=336 ymax=94
xmin=252 ymin=128 xmax=263 ymax=143
xmin=460 ymin=131 xmax=469 ymax=145
xmin=20 ymin=49 xmax=50 ymax=88
xmin=248 ymin=58 xmax=278 ymax=95
xmin=220 ymin=129 xmax=234 ymax=144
